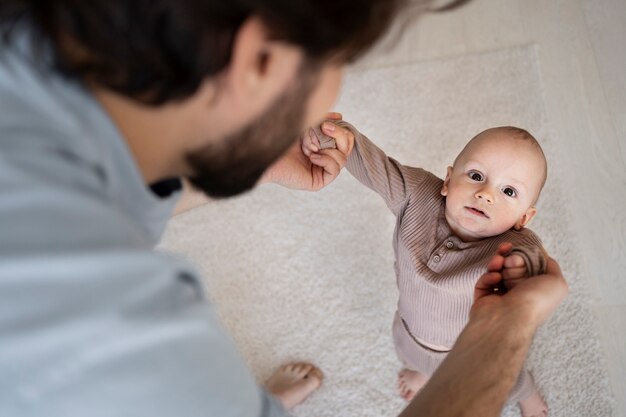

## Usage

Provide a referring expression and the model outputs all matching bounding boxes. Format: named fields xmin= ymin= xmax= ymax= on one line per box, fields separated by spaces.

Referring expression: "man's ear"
xmin=226 ymin=17 xmax=301 ymax=104
xmin=441 ymin=166 xmax=453 ymax=196
xmin=514 ymin=206 xmax=537 ymax=230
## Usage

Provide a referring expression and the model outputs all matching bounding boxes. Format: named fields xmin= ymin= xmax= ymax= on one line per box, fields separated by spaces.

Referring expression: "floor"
xmin=352 ymin=0 xmax=626 ymax=413
xmin=172 ymin=0 xmax=625 ymax=411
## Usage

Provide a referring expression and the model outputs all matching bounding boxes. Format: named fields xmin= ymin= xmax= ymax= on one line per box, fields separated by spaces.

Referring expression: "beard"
xmin=185 ymin=63 xmax=319 ymax=198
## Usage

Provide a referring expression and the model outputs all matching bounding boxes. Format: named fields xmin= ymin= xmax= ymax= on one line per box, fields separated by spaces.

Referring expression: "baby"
xmin=302 ymin=122 xmax=549 ymax=417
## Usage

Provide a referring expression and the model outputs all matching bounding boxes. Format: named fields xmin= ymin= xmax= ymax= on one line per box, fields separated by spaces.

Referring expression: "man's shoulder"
xmin=1 ymin=41 xmax=103 ymax=165
xmin=1 ymin=36 xmax=179 ymax=246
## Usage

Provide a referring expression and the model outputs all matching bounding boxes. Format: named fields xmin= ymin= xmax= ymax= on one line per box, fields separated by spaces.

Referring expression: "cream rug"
xmin=158 ymin=45 xmax=614 ymax=417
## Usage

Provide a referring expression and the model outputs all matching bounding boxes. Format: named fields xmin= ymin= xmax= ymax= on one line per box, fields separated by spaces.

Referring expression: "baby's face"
xmin=440 ymin=129 xmax=546 ymax=241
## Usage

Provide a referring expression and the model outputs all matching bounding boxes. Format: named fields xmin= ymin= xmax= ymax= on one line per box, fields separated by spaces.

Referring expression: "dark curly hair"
xmin=0 ymin=0 xmax=470 ymax=104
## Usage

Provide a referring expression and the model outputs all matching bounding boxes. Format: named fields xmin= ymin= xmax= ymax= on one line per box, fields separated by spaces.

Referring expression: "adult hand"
xmin=260 ymin=112 xmax=355 ymax=191
xmin=472 ymin=242 xmax=568 ymax=328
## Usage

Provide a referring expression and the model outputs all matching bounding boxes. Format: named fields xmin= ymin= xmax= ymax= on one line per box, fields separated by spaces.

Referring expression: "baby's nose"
xmin=475 ymin=190 xmax=494 ymax=204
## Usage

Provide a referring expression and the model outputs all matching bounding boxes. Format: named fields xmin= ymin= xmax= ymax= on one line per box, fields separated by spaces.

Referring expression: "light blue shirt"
xmin=0 ymin=27 xmax=286 ymax=417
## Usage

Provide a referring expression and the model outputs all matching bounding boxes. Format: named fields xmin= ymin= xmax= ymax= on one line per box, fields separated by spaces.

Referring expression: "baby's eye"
xmin=503 ymin=187 xmax=517 ymax=197
xmin=469 ymin=171 xmax=483 ymax=181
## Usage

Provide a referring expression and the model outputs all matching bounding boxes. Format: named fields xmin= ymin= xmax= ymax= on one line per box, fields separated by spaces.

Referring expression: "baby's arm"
xmin=303 ymin=119 xmax=430 ymax=215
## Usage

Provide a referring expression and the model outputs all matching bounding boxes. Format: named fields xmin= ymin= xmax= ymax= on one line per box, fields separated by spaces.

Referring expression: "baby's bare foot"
xmin=519 ymin=388 xmax=548 ymax=417
xmin=397 ymin=368 xmax=429 ymax=401
xmin=265 ymin=362 xmax=323 ymax=409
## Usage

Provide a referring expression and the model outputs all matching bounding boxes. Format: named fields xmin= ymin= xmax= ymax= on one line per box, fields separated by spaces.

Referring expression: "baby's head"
xmin=440 ymin=127 xmax=547 ymax=242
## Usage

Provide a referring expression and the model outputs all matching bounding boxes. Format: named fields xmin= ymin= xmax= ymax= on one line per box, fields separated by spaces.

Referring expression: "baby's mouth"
xmin=465 ymin=206 xmax=490 ymax=219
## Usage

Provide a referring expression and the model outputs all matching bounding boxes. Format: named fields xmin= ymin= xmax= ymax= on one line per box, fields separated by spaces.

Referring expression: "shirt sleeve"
xmin=509 ymin=232 xmax=548 ymax=277
xmin=339 ymin=121 xmax=429 ymax=216
xmin=0 ymin=136 xmax=289 ymax=417
xmin=0 ymin=251 xmax=290 ymax=417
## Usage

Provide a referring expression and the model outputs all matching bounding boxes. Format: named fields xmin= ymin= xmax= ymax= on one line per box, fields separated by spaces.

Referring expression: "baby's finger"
xmin=321 ymin=122 xmax=354 ymax=156
xmin=502 ymin=266 xmax=527 ymax=280
xmin=302 ymin=145 xmax=314 ymax=158
xmin=503 ymin=254 xmax=525 ymax=268
xmin=301 ymin=141 xmax=315 ymax=157
xmin=307 ymin=127 xmax=322 ymax=149
xmin=326 ymin=112 xmax=343 ymax=120
xmin=301 ymin=129 xmax=320 ymax=157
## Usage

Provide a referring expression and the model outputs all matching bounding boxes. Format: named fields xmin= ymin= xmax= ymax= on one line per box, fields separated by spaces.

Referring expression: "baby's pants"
xmin=392 ymin=311 xmax=535 ymax=403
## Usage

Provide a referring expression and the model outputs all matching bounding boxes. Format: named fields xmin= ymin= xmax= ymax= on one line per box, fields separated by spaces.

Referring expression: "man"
xmin=0 ymin=1 xmax=567 ymax=417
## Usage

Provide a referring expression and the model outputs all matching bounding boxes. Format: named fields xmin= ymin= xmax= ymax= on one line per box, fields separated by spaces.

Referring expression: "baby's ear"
xmin=441 ymin=166 xmax=453 ymax=196
xmin=514 ymin=206 xmax=537 ymax=230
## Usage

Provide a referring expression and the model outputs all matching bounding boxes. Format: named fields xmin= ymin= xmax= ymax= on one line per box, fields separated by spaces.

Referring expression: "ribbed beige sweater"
xmin=341 ymin=122 xmax=547 ymax=349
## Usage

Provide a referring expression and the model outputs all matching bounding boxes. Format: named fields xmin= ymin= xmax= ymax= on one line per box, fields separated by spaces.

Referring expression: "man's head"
xmin=440 ymin=127 xmax=547 ymax=241
xmin=1 ymin=0 xmax=415 ymax=104
xmin=1 ymin=0 xmax=470 ymax=198
xmin=185 ymin=52 xmax=323 ymax=197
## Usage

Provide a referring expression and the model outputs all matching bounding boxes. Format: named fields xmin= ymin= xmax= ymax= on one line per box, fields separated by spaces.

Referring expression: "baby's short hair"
xmin=493 ymin=127 xmax=547 ymax=195
xmin=497 ymin=126 xmax=540 ymax=148
xmin=455 ymin=126 xmax=548 ymax=202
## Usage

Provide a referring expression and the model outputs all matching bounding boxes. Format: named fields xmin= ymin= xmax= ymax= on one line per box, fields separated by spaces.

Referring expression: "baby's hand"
xmin=301 ymin=126 xmax=320 ymax=157
xmin=301 ymin=113 xmax=341 ymax=158
xmin=502 ymin=253 xmax=529 ymax=281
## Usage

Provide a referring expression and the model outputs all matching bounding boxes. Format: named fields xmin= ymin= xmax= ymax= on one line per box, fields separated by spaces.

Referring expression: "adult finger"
xmin=544 ymin=256 xmax=562 ymax=278
xmin=485 ymin=242 xmax=514 ymax=273
xmin=496 ymin=242 xmax=513 ymax=257
xmin=506 ymin=256 xmax=569 ymax=326
xmin=326 ymin=112 xmax=343 ymax=120
xmin=474 ymin=271 xmax=503 ymax=302
xmin=320 ymin=147 xmax=348 ymax=173
xmin=542 ymin=257 xmax=568 ymax=299
xmin=309 ymin=150 xmax=344 ymax=182
xmin=486 ymin=253 xmax=504 ymax=273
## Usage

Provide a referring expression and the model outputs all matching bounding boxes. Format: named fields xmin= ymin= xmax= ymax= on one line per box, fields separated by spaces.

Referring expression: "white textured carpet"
xmin=158 ymin=45 xmax=615 ymax=417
